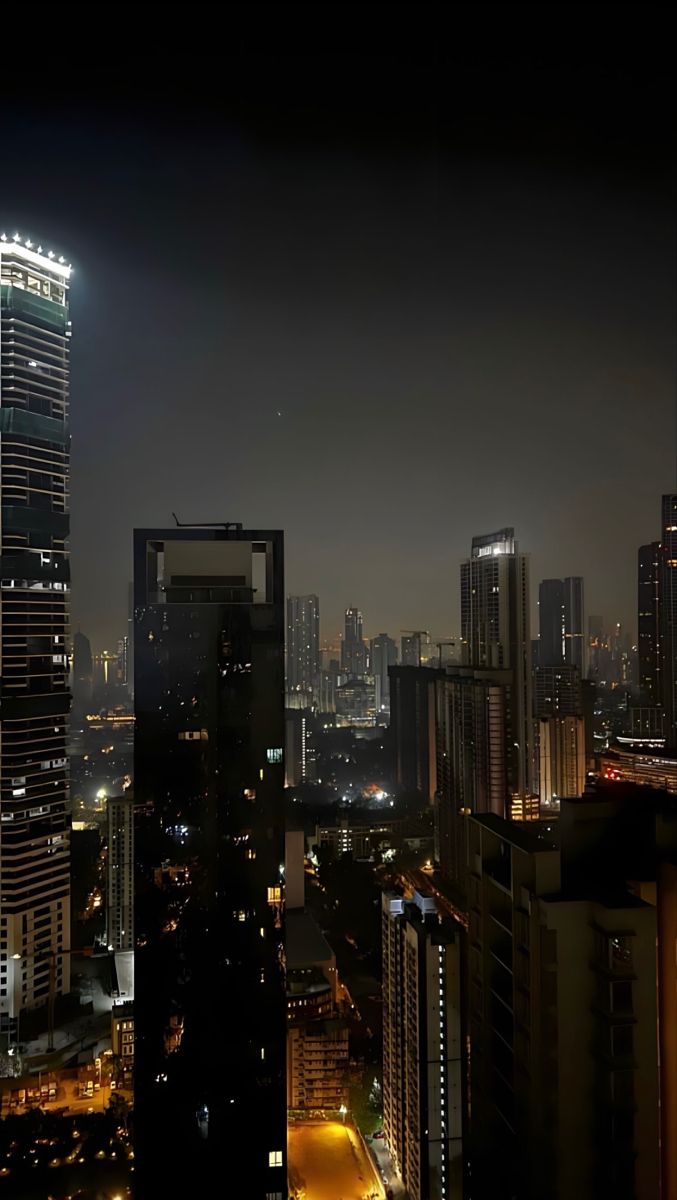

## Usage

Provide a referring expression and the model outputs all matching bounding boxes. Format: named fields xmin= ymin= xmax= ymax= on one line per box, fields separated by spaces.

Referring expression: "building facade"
xmin=466 ymin=810 xmax=659 ymax=1200
xmin=341 ymin=606 xmax=367 ymax=678
xmin=0 ymin=236 xmax=72 ymax=1044
xmin=538 ymin=577 xmax=585 ymax=672
xmin=371 ymin=632 xmax=398 ymax=714
xmin=133 ymin=525 xmax=287 ymax=1198
xmin=382 ymin=891 xmax=464 ymax=1200
xmin=660 ymin=496 xmax=677 ymax=746
xmin=389 ymin=665 xmax=442 ymax=802
xmin=286 ymin=593 xmax=320 ymax=696
xmin=106 ymin=794 xmax=134 ymax=953
xmin=638 ymin=543 xmax=661 ymax=705
xmin=537 ymin=715 xmax=586 ymax=806
xmin=460 ymin=528 xmax=533 ymax=795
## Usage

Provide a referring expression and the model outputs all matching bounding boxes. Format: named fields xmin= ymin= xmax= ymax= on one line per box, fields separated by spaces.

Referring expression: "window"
xmin=268 ymin=1150 xmax=283 ymax=1167
xmin=266 ymin=748 xmax=283 ymax=764
xmin=612 ymin=1025 xmax=633 ymax=1058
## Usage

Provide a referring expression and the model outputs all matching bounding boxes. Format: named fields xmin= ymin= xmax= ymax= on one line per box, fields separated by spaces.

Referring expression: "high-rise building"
xmin=134 ymin=525 xmax=287 ymax=1197
xmin=341 ymin=605 xmax=367 ymax=678
xmin=286 ymin=594 xmax=320 ymax=695
xmin=538 ymin=577 xmax=584 ymax=671
xmin=106 ymin=794 xmax=134 ymax=954
xmin=72 ymin=629 xmax=93 ymax=717
xmin=460 ymin=527 xmax=533 ymax=794
xmin=466 ymin=804 xmax=660 ymax=1200
xmin=537 ymin=715 xmax=586 ymax=805
xmin=401 ymin=630 xmax=432 ymax=667
xmin=0 ymin=236 xmax=72 ymax=1046
xmin=371 ymin=632 xmax=397 ymax=713
xmin=435 ymin=666 xmax=511 ymax=888
xmin=588 ymin=614 xmax=604 ymax=681
xmin=389 ymin=665 xmax=442 ymax=803
xmin=382 ymin=890 xmax=464 ymax=1200
xmin=660 ymin=497 xmax=677 ymax=747
xmin=533 ymin=664 xmax=582 ymax=717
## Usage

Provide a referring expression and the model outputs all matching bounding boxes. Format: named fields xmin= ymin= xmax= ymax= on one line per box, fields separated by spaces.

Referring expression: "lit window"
xmin=267 ymin=748 xmax=283 ymax=764
xmin=267 ymin=886 xmax=282 ymax=904
xmin=268 ymin=1150 xmax=283 ymax=1167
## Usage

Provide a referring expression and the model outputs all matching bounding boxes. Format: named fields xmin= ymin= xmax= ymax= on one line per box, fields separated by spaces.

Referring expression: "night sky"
xmin=2 ymin=10 xmax=675 ymax=649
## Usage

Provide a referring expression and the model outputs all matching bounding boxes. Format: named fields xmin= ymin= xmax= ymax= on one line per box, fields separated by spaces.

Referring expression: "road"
xmin=288 ymin=1120 xmax=384 ymax=1200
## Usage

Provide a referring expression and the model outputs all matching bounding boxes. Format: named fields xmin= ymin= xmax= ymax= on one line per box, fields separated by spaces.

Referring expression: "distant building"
xmin=72 ymin=630 xmax=94 ymax=715
xmin=314 ymin=817 xmax=403 ymax=860
xmin=461 ymin=527 xmax=533 ymax=795
xmin=533 ymin=664 xmax=582 ymax=717
xmin=638 ymin=543 xmax=661 ymax=704
xmin=107 ymin=794 xmax=134 ymax=953
xmin=661 ymin=495 xmax=677 ymax=746
xmin=382 ymin=891 xmax=464 ymax=1200
xmin=335 ymin=677 xmax=375 ymax=724
xmin=341 ymin=606 xmax=367 ymax=678
xmin=286 ymin=594 xmax=320 ymax=695
xmin=435 ymin=666 xmax=511 ymax=888
xmin=466 ymin=805 xmax=660 ymax=1199
xmin=539 ymin=577 xmax=585 ymax=671
xmin=389 ymin=665 xmax=442 ymax=802
xmin=537 ymin=715 xmax=585 ymax=805
xmin=111 ymin=1003 xmax=135 ymax=1083
xmin=600 ymin=743 xmax=677 ymax=793
xmin=371 ymin=633 xmax=398 ymax=714
xmin=401 ymin=631 xmax=431 ymax=667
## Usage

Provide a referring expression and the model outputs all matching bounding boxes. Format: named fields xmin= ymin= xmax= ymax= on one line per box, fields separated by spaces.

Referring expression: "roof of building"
xmin=471 ymin=811 xmax=558 ymax=855
xmin=286 ymin=909 xmax=335 ymax=969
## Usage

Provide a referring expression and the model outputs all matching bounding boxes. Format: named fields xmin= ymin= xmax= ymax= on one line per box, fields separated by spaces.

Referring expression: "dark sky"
xmin=2 ymin=9 xmax=675 ymax=649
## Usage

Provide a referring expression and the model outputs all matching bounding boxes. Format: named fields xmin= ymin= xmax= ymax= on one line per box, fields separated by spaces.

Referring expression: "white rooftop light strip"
xmin=0 ymin=235 xmax=71 ymax=279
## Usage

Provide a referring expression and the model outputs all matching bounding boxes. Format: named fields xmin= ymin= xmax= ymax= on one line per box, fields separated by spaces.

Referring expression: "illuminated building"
xmin=600 ymin=743 xmax=677 ymax=793
xmin=134 ymin=525 xmax=286 ymax=1197
xmin=0 ymin=235 xmax=72 ymax=1044
xmin=371 ymin=632 xmax=397 ymax=714
xmin=466 ymin=805 xmax=660 ymax=1200
xmin=537 ymin=716 xmax=585 ymax=806
xmin=106 ymin=794 xmax=134 ymax=954
xmin=661 ymin=496 xmax=677 ymax=746
xmin=382 ymin=891 xmax=464 ymax=1200
xmin=286 ymin=593 xmax=319 ymax=695
xmin=460 ymin=527 xmax=533 ymax=795
xmin=341 ymin=605 xmax=367 ymax=678
xmin=285 ymin=709 xmax=308 ymax=786
xmin=314 ymin=817 xmax=403 ymax=859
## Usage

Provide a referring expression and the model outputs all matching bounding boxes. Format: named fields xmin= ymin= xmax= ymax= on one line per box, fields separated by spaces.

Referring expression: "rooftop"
xmin=286 ymin=909 xmax=334 ymax=969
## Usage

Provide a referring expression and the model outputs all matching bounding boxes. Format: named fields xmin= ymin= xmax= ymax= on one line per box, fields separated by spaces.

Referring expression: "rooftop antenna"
xmin=171 ymin=513 xmax=242 ymax=531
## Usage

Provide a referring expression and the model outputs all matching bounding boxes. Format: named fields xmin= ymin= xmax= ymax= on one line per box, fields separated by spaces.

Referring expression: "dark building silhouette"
xmin=72 ymin=629 xmax=93 ymax=716
xmin=134 ymin=525 xmax=286 ymax=1198
xmin=660 ymin=496 xmax=677 ymax=746
xmin=389 ymin=664 xmax=442 ymax=803
xmin=466 ymin=783 xmax=677 ymax=1200
xmin=539 ymin=576 xmax=585 ymax=672
xmin=371 ymin=632 xmax=397 ymax=714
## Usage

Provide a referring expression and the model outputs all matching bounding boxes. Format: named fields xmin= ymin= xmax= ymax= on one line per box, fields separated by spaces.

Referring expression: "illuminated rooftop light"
xmin=0 ymin=237 xmax=71 ymax=278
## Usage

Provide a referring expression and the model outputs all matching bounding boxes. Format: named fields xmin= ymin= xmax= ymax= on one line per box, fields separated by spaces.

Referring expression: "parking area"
xmin=288 ymin=1120 xmax=384 ymax=1200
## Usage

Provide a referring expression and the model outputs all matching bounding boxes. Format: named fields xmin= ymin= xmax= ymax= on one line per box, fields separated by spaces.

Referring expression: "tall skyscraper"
xmin=0 ymin=236 xmax=72 ymax=1047
xmin=539 ymin=576 xmax=585 ymax=671
xmin=390 ymin=664 xmax=442 ymax=803
xmin=286 ymin=593 xmax=320 ymax=695
xmin=341 ymin=605 xmax=367 ymax=678
xmin=72 ymin=629 xmax=93 ymax=717
xmin=107 ymin=794 xmax=134 ymax=954
xmin=460 ymin=527 xmax=533 ymax=795
xmin=371 ymin=632 xmax=397 ymax=713
xmin=382 ymin=890 xmax=464 ymax=1200
xmin=637 ymin=542 xmax=661 ymax=703
xmin=660 ymin=497 xmax=677 ymax=746
xmin=134 ymin=525 xmax=287 ymax=1197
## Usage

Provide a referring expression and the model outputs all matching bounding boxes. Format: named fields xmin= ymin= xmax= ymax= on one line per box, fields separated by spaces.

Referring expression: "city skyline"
xmin=1 ymin=16 xmax=674 ymax=652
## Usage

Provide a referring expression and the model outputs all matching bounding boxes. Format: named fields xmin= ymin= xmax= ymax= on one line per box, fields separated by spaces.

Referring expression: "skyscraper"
xmin=0 ymin=235 xmax=72 ymax=1046
xmin=371 ymin=632 xmax=397 ymax=713
xmin=538 ymin=576 xmax=585 ymax=671
xmin=460 ymin=527 xmax=533 ymax=794
xmin=382 ymin=891 xmax=464 ymax=1200
xmin=341 ymin=605 xmax=367 ymax=678
xmin=637 ymin=542 xmax=661 ymax=706
xmin=286 ymin=593 xmax=320 ymax=695
xmin=660 ymin=497 xmax=677 ymax=746
xmin=106 ymin=794 xmax=134 ymax=954
xmin=134 ymin=525 xmax=287 ymax=1197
